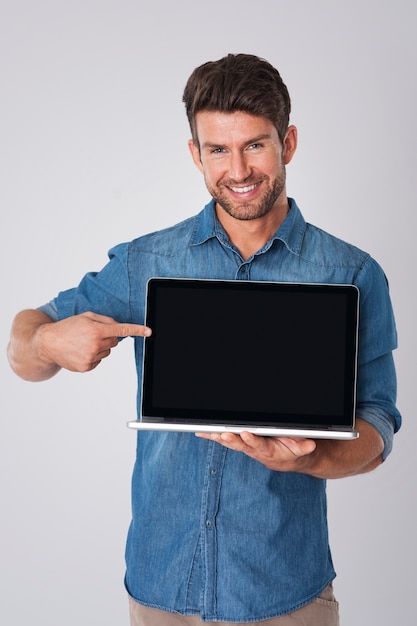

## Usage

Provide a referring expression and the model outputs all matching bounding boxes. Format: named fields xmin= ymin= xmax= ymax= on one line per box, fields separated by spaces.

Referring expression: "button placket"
xmin=200 ymin=442 xmax=228 ymax=617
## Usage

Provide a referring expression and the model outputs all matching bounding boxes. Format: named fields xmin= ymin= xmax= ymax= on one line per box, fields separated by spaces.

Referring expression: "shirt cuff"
xmin=37 ymin=300 xmax=59 ymax=321
xmin=355 ymin=406 xmax=396 ymax=461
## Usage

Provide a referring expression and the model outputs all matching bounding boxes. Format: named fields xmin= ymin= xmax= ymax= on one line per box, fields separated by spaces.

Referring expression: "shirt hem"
xmin=125 ymin=575 xmax=336 ymax=623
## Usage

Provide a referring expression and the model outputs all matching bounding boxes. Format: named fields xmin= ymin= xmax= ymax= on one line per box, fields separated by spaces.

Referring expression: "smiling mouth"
xmin=228 ymin=182 xmax=260 ymax=194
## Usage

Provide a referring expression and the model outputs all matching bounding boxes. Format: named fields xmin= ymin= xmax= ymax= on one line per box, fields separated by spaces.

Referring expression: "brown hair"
xmin=182 ymin=53 xmax=291 ymax=148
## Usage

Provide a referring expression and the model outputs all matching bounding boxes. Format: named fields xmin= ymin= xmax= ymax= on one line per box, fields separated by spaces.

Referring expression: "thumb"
xmin=284 ymin=437 xmax=317 ymax=457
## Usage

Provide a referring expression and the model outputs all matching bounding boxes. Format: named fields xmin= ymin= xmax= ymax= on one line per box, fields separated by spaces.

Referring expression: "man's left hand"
xmin=195 ymin=431 xmax=317 ymax=472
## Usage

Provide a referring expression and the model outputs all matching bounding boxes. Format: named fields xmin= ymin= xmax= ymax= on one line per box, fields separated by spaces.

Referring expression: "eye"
xmin=247 ymin=143 xmax=262 ymax=150
xmin=212 ymin=147 xmax=226 ymax=154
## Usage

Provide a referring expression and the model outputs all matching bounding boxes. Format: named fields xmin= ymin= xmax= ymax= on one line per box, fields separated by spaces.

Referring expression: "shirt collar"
xmin=189 ymin=197 xmax=306 ymax=256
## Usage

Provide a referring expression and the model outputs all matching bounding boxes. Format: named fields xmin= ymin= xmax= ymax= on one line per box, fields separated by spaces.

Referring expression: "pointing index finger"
xmin=115 ymin=323 xmax=152 ymax=338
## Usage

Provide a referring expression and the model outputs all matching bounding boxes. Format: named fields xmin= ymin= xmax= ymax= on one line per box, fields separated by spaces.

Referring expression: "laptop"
xmin=127 ymin=278 xmax=359 ymax=440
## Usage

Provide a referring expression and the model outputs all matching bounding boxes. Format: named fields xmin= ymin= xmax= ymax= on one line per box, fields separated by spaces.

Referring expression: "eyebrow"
xmin=201 ymin=133 xmax=273 ymax=151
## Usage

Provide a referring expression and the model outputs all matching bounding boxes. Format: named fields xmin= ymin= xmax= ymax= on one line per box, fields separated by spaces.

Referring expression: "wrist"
xmin=32 ymin=322 xmax=62 ymax=378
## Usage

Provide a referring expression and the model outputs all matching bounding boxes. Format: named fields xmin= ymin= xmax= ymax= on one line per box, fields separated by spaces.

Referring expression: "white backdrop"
xmin=1 ymin=1 xmax=416 ymax=624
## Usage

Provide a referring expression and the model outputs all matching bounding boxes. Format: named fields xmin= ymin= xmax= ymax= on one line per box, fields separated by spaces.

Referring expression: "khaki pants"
xmin=128 ymin=584 xmax=339 ymax=625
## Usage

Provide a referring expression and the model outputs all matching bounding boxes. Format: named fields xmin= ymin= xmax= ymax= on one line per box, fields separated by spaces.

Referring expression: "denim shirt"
xmin=40 ymin=198 xmax=401 ymax=621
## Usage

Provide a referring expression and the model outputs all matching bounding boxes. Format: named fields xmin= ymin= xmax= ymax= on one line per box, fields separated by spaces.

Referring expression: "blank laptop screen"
xmin=141 ymin=278 xmax=359 ymax=429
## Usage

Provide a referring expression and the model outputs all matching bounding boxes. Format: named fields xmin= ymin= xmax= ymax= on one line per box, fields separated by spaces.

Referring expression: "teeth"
xmin=230 ymin=184 xmax=257 ymax=193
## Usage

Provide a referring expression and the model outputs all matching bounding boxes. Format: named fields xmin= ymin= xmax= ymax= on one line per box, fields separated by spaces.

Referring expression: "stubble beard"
xmin=207 ymin=168 xmax=286 ymax=222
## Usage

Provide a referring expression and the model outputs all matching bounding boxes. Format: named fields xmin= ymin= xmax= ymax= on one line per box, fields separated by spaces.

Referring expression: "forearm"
xmin=7 ymin=309 xmax=61 ymax=382
xmin=197 ymin=418 xmax=385 ymax=479
xmin=296 ymin=418 xmax=384 ymax=479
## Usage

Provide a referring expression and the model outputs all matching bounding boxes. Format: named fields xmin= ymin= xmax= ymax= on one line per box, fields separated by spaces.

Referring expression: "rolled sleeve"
xmin=354 ymin=258 xmax=401 ymax=460
xmin=356 ymin=406 xmax=396 ymax=461
xmin=37 ymin=299 xmax=59 ymax=321
xmin=37 ymin=243 xmax=132 ymax=323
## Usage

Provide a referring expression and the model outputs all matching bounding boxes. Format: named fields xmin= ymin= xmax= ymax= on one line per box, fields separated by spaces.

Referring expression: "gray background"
xmin=1 ymin=1 xmax=415 ymax=624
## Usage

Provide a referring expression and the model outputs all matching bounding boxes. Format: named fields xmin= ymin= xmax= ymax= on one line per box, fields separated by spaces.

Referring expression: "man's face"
xmin=189 ymin=111 xmax=295 ymax=222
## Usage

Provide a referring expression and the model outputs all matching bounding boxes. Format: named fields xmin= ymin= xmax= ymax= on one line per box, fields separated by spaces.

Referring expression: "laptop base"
xmin=127 ymin=420 xmax=359 ymax=440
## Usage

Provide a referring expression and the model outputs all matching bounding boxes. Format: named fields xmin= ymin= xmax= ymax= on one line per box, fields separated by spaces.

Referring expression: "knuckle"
xmin=116 ymin=324 xmax=130 ymax=338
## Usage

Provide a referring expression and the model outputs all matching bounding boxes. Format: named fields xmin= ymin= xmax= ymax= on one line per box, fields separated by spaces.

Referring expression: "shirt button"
xmin=210 ymin=468 xmax=217 ymax=476
xmin=205 ymin=520 xmax=213 ymax=529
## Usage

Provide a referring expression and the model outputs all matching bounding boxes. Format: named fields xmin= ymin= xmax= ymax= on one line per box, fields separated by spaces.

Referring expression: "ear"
xmin=283 ymin=125 xmax=298 ymax=165
xmin=188 ymin=139 xmax=204 ymax=173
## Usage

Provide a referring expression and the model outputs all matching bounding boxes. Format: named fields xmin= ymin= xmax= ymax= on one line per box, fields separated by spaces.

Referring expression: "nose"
xmin=228 ymin=150 xmax=252 ymax=182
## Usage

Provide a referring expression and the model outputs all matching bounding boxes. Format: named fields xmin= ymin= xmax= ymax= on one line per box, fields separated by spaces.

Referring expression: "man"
xmin=7 ymin=54 xmax=401 ymax=625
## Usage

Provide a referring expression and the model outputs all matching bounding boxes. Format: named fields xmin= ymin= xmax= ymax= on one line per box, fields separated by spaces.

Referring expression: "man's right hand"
xmin=7 ymin=309 xmax=152 ymax=382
